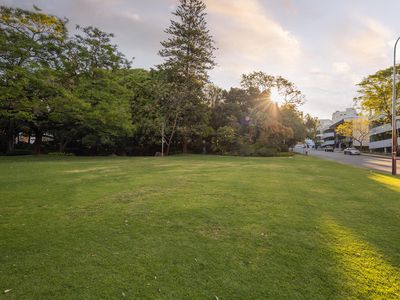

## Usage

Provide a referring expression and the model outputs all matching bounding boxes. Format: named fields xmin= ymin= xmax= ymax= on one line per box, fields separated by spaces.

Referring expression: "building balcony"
xmin=369 ymin=124 xmax=392 ymax=136
xmin=321 ymin=132 xmax=335 ymax=139
xmin=369 ymin=139 xmax=400 ymax=150
xmin=322 ymin=140 xmax=335 ymax=147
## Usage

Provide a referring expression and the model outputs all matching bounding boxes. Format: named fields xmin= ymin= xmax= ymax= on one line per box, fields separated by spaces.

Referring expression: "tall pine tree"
xmin=159 ymin=0 xmax=216 ymax=153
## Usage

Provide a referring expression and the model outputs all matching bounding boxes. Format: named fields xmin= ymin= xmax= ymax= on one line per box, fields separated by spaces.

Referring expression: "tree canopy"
xmin=0 ymin=3 xmax=315 ymax=156
xmin=354 ymin=65 xmax=400 ymax=123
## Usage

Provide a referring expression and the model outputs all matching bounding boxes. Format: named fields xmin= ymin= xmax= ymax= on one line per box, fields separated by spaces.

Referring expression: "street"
xmin=298 ymin=149 xmax=400 ymax=174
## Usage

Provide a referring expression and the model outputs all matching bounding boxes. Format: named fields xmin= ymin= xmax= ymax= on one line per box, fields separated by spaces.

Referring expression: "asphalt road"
xmin=298 ymin=149 xmax=400 ymax=175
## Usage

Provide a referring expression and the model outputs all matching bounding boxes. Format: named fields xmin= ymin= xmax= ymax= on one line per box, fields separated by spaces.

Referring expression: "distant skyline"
xmin=3 ymin=0 xmax=400 ymax=118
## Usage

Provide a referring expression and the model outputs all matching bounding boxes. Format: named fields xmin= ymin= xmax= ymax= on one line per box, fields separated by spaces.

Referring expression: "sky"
xmin=3 ymin=0 xmax=400 ymax=119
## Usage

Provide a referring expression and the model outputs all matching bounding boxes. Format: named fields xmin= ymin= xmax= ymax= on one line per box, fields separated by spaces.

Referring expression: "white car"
xmin=344 ymin=147 xmax=360 ymax=155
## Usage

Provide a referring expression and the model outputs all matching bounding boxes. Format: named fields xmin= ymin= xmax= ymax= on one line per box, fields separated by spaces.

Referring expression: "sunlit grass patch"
xmin=369 ymin=173 xmax=400 ymax=192
xmin=323 ymin=218 xmax=400 ymax=298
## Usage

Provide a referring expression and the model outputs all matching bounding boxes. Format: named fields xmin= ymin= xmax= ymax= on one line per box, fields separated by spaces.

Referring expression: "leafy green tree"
xmin=279 ymin=104 xmax=307 ymax=146
xmin=211 ymin=88 xmax=251 ymax=131
xmin=75 ymin=69 xmax=133 ymax=152
xmin=336 ymin=118 xmax=370 ymax=149
xmin=159 ymin=0 xmax=216 ymax=153
xmin=354 ymin=65 xmax=400 ymax=123
xmin=211 ymin=126 xmax=235 ymax=154
xmin=241 ymin=71 xmax=305 ymax=106
xmin=23 ymin=68 xmax=77 ymax=154
xmin=55 ymin=26 xmax=133 ymax=154
xmin=259 ymin=121 xmax=293 ymax=149
xmin=274 ymin=76 xmax=305 ymax=106
xmin=119 ymin=68 xmax=165 ymax=154
xmin=241 ymin=72 xmax=275 ymax=93
xmin=0 ymin=5 xmax=67 ymax=153
xmin=304 ymin=114 xmax=319 ymax=142
xmin=0 ymin=4 xmax=317 ymax=157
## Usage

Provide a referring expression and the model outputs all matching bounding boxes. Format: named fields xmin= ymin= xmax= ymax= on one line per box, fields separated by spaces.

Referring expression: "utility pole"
xmin=392 ymin=37 xmax=400 ymax=175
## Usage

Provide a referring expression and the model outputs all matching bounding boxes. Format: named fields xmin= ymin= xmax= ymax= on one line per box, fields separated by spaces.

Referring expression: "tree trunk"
xmin=6 ymin=119 xmax=15 ymax=154
xmin=59 ymin=142 xmax=64 ymax=153
xmin=59 ymin=141 xmax=67 ymax=153
xmin=166 ymin=143 xmax=171 ymax=156
xmin=182 ymin=138 xmax=188 ymax=153
xmin=165 ymin=110 xmax=179 ymax=156
xmin=33 ymin=129 xmax=43 ymax=155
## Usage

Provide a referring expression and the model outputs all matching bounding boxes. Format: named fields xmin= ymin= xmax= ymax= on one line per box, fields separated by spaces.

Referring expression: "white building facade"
xmin=317 ymin=108 xmax=368 ymax=150
xmin=368 ymin=117 xmax=400 ymax=153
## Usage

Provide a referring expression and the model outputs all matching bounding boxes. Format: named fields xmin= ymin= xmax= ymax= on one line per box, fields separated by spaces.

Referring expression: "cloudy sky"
xmin=3 ymin=0 xmax=400 ymax=118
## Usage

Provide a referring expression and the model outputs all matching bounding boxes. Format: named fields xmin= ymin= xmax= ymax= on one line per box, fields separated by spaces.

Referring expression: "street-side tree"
xmin=158 ymin=0 xmax=216 ymax=153
xmin=335 ymin=122 xmax=352 ymax=141
xmin=304 ymin=114 xmax=319 ymax=142
xmin=354 ymin=66 xmax=400 ymax=123
xmin=336 ymin=118 xmax=370 ymax=149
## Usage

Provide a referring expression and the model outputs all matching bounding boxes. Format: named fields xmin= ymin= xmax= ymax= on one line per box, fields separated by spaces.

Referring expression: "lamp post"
xmin=392 ymin=37 xmax=400 ymax=175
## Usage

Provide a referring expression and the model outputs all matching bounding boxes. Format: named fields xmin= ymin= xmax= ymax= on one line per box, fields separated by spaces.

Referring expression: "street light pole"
xmin=392 ymin=37 xmax=400 ymax=175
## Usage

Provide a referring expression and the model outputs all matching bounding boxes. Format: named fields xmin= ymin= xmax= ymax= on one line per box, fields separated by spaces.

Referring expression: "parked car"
xmin=324 ymin=146 xmax=334 ymax=152
xmin=344 ymin=147 xmax=360 ymax=155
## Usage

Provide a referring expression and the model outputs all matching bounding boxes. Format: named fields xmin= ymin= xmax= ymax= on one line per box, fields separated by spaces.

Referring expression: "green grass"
xmin=1 ymin=155 xmax=400 ymax=299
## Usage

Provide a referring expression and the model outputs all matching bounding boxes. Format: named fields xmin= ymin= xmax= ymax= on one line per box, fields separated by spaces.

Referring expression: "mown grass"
xmin=1 ymin=155 xmax=400 ymax=299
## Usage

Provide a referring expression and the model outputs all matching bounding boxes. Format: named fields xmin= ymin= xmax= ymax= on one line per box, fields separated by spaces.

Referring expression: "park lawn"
xmin=1 ymin=155 xmax=400 ymax=299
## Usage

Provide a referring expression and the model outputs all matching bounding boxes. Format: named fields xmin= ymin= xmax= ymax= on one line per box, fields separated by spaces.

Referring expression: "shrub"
xmin=255 ymin=146 xmax=278 ymax=157
xmin=5 ymin=150 xmax=32 ymax=156
xmin=47 ymin=152 xmax=75 ymax=156
xmin=236 ymin=143 xmax=280 ymax=157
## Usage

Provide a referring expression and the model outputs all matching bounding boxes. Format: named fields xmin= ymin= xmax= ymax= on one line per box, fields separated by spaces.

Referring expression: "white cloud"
xmin=339 ymin=17 xmax=392 ymax=65
xmin=204 ymin=0 xmax=300 ymax=77
xmin=333 ymin=62 xmax=350 ymax=74
xmin=121 ymin=12 xmax=140 ymax=21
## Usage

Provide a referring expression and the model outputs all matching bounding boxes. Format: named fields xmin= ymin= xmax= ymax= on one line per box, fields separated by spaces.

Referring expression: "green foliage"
xmin=259 ymin=121 xmax=294 ymax=149
xmin=0 ymin=6 xmax=134 ymax=154
xmin=159 ymin=0 xmax=216 ymax=84
xmin=304 ymin=113 xmax=319 ymax=141
xmin=0 ymin=4 xmax=313 ymax=157
xmin=279 ymin=104 xmax=307 ymax=146
xmin=0 ymin=6 xmax=68 ymax=153
xmin=354 ymin=65 xmax=400 ymax=122
xmin=241 ymin=71 xmax=305 ymax=106
xmin=211 ymin=126 xmax=235 ymax=154
xmin=159 ymin=0 xmax=216 ymax=152
xmin=236 ymin=143 xmax=279 ymax=157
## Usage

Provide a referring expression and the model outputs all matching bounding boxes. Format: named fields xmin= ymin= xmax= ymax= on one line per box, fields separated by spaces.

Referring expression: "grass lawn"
xmin=1 ymin=155 xmax=400 ymax=299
